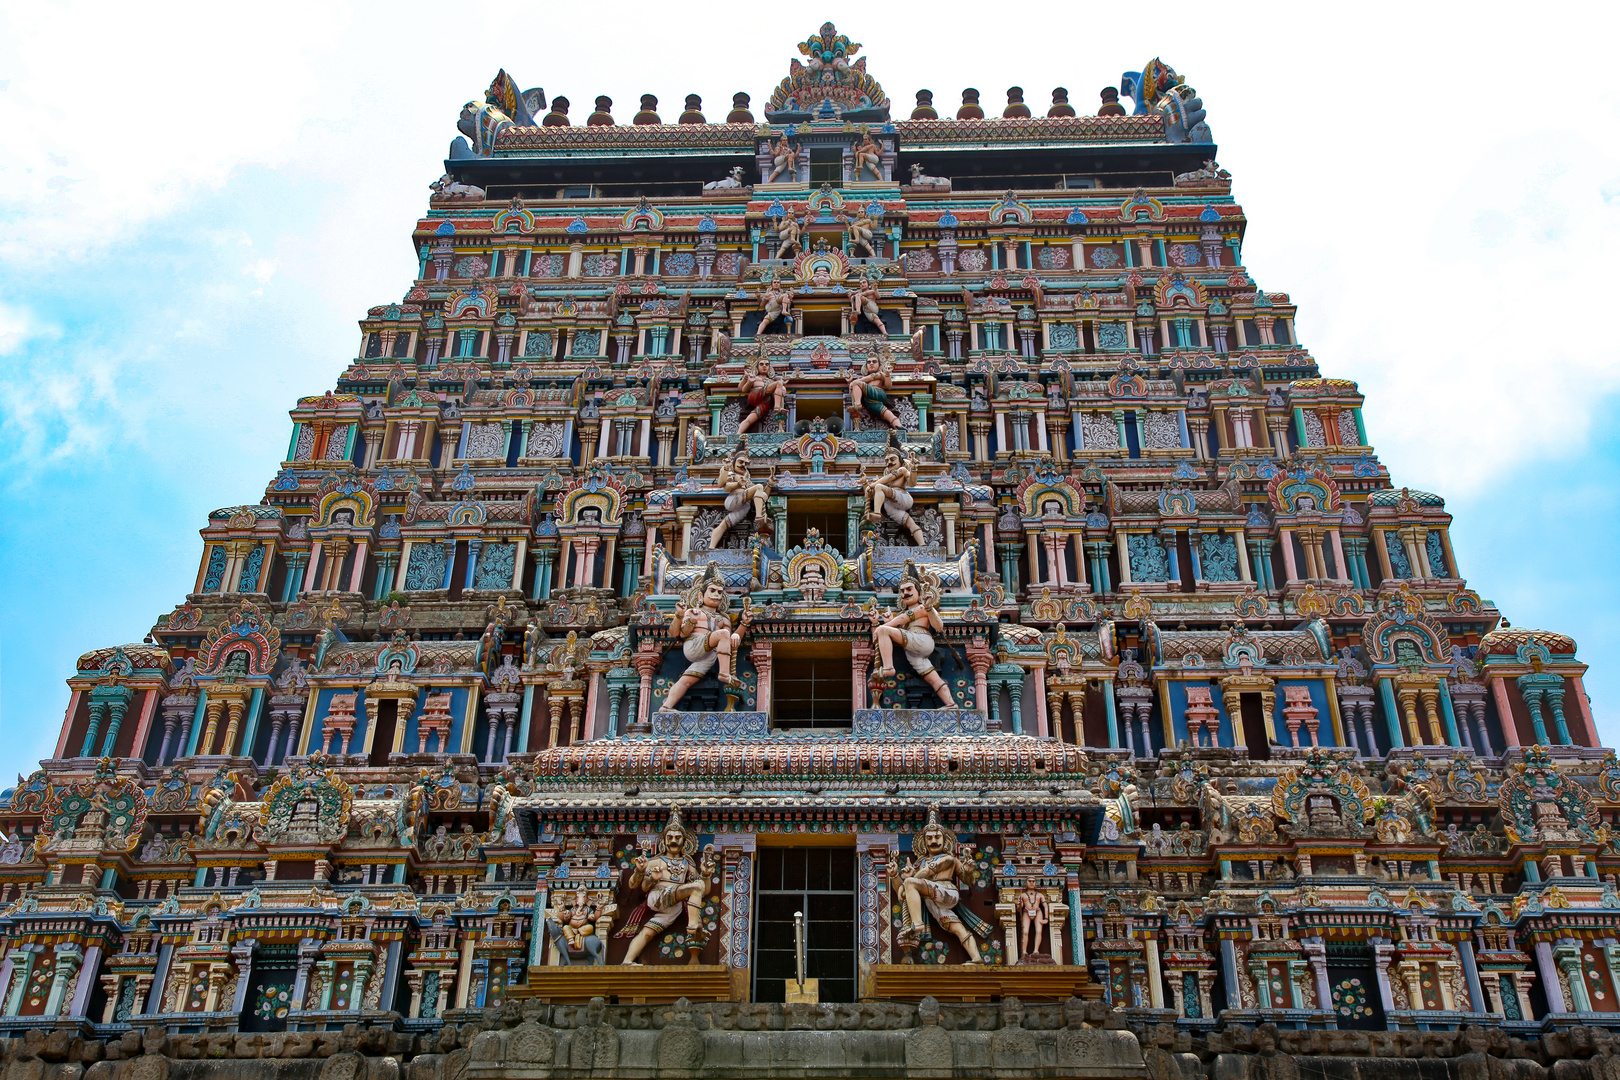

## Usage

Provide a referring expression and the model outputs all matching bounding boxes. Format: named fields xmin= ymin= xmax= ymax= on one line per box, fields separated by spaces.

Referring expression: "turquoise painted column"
xmin=1103 ymin=687 xmax=1120 ymax=749
xmin=1459 ymin=941 xmax=1485 ymax=1017
xmin=1220 ymin=939 xmax=1240 ymax=1011
xmin=184 ymin=693 xmax=208 ymax=757
xmin=238 ymin=688 xmax=265 ymax=760
xmin=1438 ymin=679 xmax=1461 ymax=746
xmin=518 ymin=685 xmax=535 ymax=751
xmin=1548 ymin=685 xmax=1573 ymax=746
xmin=1379 ymin=677 xmax=1404 ymax=749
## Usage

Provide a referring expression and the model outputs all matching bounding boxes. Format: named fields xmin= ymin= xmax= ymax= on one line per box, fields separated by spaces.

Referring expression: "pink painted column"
xmin=1031 ymin=664 xmax=1049 ymax=737
xmin=634 ymin=647 xmax=661 ymax=731
xmin=1070 ymin=535 xmax=1087 ymax=589
xmin=582 ymin=540 xmax=600 ymax=588
xmin=347 ymin=542 xmax=369 ymax=593
xmin=560 ymin=541 xmax=574 ymax=590
xmin=1569 ymin=675 xmax=1601 ymax=747
xmin=127 ymin=689 xmax=160 ymax=762
xmin=54 ymin=690 xmax=83 ymax=758
xmin=1491 ymin=677 xmax=1522 ymax=747
xmin=584 ymin=671 xmax=602 ymax=739
xmin=1279 ymin=529 xmax=1299 ymax=582
xmin=968 ymin=640 xmax=992 ymax=714
xmin=1329 ymin=529 xmax=1349 ymax=582
xmin=851 ymin=642 xmax=872 ymax=712
xmin=304 ymin=542 xmax=324 ymax=592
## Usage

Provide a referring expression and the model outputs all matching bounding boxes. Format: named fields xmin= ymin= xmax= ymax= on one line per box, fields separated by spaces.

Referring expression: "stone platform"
xmin=867 ymin=963 xmax=1103 ymax=1003
xmin=645 ymin=708 xmax=992 ymax=740
xmin=516 ymin=964 xmax=738 ymax=1004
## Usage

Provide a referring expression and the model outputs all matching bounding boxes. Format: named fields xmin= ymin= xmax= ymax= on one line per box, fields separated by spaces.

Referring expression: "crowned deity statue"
xmin=869 ymin=561 xmax=956 ymax=707
xmin=846 ymin=351 xmax=901 ymax=429
xmin=710 ymin=447 xmax=772 ymax=550
xmin=864 ymin=444 xmax=925 ymax=545
xmin=616 ymin=807 xmax=718 ymax=964
xmin=661 ymin=564 xmax=753 ymax=708
xmin=893 ymin=805 xmax=992 ymax=962
xmin=737 ymin=357 xmax=786 ymax=436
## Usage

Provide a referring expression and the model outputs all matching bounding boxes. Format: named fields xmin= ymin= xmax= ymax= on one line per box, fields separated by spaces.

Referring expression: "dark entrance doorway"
xmin=1238 ymin=694 xmax=1271 ymax=760
xmin=752 ymin=846 xmax=856 ymax=1003
xmin=772 ymin=643 xmax=854 ymax=729
xmin=1325 ymin=943 xmax=1386 ymax=1029
xmin=239 ymin=947 xmax=299 ymax=1032
xmin=785 ymin=497 xmax=848 ymax=552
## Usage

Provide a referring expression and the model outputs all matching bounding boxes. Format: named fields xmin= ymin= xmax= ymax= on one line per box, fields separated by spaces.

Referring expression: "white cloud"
xmin=0 ymin=302 xmax=50 ymax=356
xmin=0 ymin=3 xmax=351 ymax=261
xmin=243 ymin=257 xmax=279 ymax=287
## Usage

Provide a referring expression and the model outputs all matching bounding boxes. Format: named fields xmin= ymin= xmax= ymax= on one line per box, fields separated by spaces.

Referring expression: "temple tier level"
xmin=2 ymin=24 xmax=1613 ymax=1060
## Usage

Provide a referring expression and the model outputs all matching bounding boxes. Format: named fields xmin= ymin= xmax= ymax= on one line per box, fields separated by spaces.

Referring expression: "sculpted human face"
xmin=898 ymin=582 xmax=920 ymax=607
xmin=921 ymin=825 xmax=948 ymax=854
xmin=703 ymin=581 xmax=727 ymax=610
xmin=662 ymin=824 xmax=687 ymax=854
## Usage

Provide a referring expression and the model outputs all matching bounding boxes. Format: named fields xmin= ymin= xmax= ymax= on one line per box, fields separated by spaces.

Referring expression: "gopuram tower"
xmin=1 ymin=24 xmax=1615 ymax=1070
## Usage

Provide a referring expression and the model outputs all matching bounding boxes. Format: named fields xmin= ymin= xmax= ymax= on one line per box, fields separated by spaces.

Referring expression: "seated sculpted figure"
xmin=870 ymin=561 xmax=956 ymax=707
xmin=849 ymin=275 xmax=882 ymax=327
xmin=845 ymin=212 xmax=879 ymax=259
xmin=759 ymin=279 xmax=793 ymax=333
xmin=737 ymin=357 xmax=785 ymax=435
xmin=661 ymin=564 xmax=752 ymax=708
xmin=853 ymin=130 xmax=883 ymax=180
xmin=775 ymin=212 xmax=804 ymax=259
xmin=616 ymin=808 xmax=718 ymax=964
xmin=767 ymin=134 xmax=798 ymax=182
xmin=709 ymin=447 xmax=771 ymax=549
xmin=846 ymin=351 xmax=902 ymax=428
xmin=864 ymin=445 xmax=926 ymax=545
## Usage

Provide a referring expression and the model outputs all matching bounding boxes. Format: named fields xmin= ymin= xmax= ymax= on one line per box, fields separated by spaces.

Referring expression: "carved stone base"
xmin=867 ymin=963 xmax=1101 ymax=1003
xmin=516 ymin=964 xmax=737 ymax=1004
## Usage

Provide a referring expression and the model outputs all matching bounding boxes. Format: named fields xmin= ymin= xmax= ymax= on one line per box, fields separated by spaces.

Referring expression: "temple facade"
xmin=2 ymin=25 xmax=1613 ymax=1040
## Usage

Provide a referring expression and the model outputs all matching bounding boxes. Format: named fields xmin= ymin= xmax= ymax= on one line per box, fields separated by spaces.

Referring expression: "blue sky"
xmin=2 ymin=2 xmax=1617 ymax=775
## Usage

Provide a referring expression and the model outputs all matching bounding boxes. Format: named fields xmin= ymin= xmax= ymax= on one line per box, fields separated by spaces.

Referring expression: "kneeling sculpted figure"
xmin=893 ymin=805 xmax=992 ymax=962
xmin=617 ymin=807 xmax=717 ymax=964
